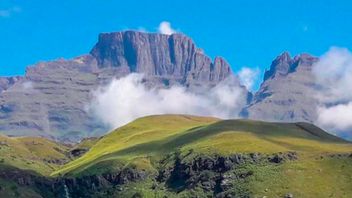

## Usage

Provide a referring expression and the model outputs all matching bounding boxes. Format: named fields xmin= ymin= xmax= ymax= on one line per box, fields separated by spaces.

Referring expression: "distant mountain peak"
xmin=263 ymin=52 xmax=318 ymax=81
xmin=0 ymin=30 xmax=247 ymax=142
xmin=245 ymin=51 xmax=320 ymax=123
xmin=277 ymin=51 xmax=292 ymax=62
xmin=263 ymin=52 xmax=292 ymax=81
xmin=89 ymin=30 xmax=233 ymax=87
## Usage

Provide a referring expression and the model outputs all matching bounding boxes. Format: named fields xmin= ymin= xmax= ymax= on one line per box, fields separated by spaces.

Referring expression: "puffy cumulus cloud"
xmin=158 ymin=21 xmax=176 ymax=35
xmin=238 ymin=67 xmax=260 ymax=91
xmin=317 ymin=103 xmax=352 ymax=132
xmin=313 ymin=47 xmax=352 ymax=134
xmin=313 ymin=47 xmax=352 ymax=103
xmin=90 ymin=73 xmax=246 ymax=129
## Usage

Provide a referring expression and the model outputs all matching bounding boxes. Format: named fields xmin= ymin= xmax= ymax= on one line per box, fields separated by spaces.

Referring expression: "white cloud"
xmin=89 ymin=73 xmax=246 ymax=129
xmin=313 ymin=47 xmax=352 ymax=103
xmin=0 ymin=6 xmax=21 ymax=18
xmin=313 ymin=47 xmax=352 ymax=134
xmin=238 ymin=67 xmax=260 ymax=91
xmin=317 ymin=103 xmax=352 ymax=131
xmin=158 ymin=21 xmax=176 ymax=35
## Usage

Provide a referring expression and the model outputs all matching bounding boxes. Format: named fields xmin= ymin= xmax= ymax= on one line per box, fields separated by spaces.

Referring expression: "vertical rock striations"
xmin=90 ymin=31 xmax=232 ymax=88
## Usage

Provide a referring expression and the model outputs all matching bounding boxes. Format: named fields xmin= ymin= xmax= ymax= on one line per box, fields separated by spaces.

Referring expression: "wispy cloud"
xmin=158 ymin=21 xmax=176 ymax=35
xmin=0 ymin=6 xmax=21 ymax=18
xmin=238 ymin=67 xmax=260 ymax=91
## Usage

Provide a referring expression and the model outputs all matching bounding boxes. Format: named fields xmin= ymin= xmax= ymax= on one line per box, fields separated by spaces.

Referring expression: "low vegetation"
xmin=0 ymin=115 xmax=351 ymax=197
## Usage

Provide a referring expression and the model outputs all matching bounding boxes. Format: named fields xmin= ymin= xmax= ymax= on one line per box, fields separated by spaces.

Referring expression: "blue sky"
xmin=1 ymin=0 xmax=352 ymax=90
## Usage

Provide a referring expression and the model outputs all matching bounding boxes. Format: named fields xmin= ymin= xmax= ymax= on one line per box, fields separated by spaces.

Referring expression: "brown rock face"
xmin=0 ymin=31 xmax=240 ymax=142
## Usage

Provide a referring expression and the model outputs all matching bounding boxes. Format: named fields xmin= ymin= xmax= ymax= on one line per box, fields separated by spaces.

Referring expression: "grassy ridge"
xmin=0 ymin=114 xmax=351 ymax=197
xmin=0 ymin=135 xmax=70 ymax=175
xmin=53 ymin=115 xmax=219 ymax=176
xmin=53 ymin=115 xmax=351 ymax=177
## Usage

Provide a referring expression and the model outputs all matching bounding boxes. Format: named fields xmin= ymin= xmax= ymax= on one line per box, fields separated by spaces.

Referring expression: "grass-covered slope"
xmin=0 ymin=135 xmax=70 ymax=175
xmin=54 ymin=115 xmax=350 ymax=177
xmin=1 ymin=115 xmax=352 ymax=197
xmin=54 ymin=115 xmax=220 ymax=176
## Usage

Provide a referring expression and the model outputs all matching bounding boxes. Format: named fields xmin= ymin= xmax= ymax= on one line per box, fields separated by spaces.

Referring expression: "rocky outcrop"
xmin=0 ymin=31 xmax=243 ymax=142
xmin=158 ymin=152 xmax=298 ymax=197
xmin=0 ymin=151 xmax=299 ymax=198
xmin=242 ymin=52 xmax=319 ymax=122
xmin=91 ymin=31 xmax=232 ymax=88
xmin=0 ymin=76 xmax=21 ymax=93
xmin=58 ymin=167 xmax=149 ymax=197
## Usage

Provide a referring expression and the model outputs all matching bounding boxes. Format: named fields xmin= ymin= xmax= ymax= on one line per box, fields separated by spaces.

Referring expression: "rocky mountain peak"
xmin=244 ymin=51 xmax=320 ymax=123
xmin=276 ymin=51 xmax=292 ymax=62
xmin=90 ymin=31 xmax=195 ymax=70
xmin=89 ymin=31 xmax=232 ymax=84
xmin=263 ymin=52 xmax=318 ymax=81
xmin=0 ymin=31 xmax=244 ymax=142
xmin=263 ymin=52 xmax=292 ymax=81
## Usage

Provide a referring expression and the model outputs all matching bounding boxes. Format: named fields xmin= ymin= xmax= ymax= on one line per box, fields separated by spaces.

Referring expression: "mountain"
xmin=0 ymin=31 xmax=246 ymax=142
xmin=0 ymin=115 xmax=351 ymax=197
xmin=0 ymin=31 xmax=346 ymax=142
xmin=0 ymin=76 xmax=21 ymax=93
xmin=91 ymin=31 xmax=232 ymax=88
xmin=242 ymin=52 xmax=320 ymax=122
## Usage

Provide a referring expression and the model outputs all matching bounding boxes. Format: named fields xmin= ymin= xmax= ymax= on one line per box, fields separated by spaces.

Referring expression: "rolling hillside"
xmin=0 ymin=115 xmax=351 ymax=197
xmin=48 ymin=115 xmax=352 ymax=198
xmin=0 ymin=135 xmax=70 ymax=175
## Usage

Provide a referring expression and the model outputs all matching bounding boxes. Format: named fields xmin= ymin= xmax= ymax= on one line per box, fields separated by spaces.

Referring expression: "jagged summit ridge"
xmin=244 ymin=52 xmax=319 ymax=122
xmin=90 ymin=31 xmax=231 ymax=86
xmin=264 ymin=52 xmax=318 ymax=81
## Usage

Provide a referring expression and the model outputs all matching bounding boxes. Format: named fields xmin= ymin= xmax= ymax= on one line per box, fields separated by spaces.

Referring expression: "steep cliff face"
xmin=0 ymin=31 xmax=241 ymax=142
xmin=243 ymin=52 xmax=319 ymax=122
xmin=90 ymin=31 xmax=232 ymax=88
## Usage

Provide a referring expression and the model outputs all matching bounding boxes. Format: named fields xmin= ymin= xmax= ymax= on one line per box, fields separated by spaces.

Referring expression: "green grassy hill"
xmin=0 ymin=135 xmax=71 ymax=175
xmin=48 ymin=114 xmax=352 ymax=198
xmin=53 ymin=115 xmax=220 ymax=176
xmin=0 ymin=115 xmax=351 ymax=197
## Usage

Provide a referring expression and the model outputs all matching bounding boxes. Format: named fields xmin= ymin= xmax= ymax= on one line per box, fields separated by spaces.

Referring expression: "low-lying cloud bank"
xmin=313 ymin=47 xmax=352 ymax=134
xmin=90 ymin=74 xmax=247 ymax=129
